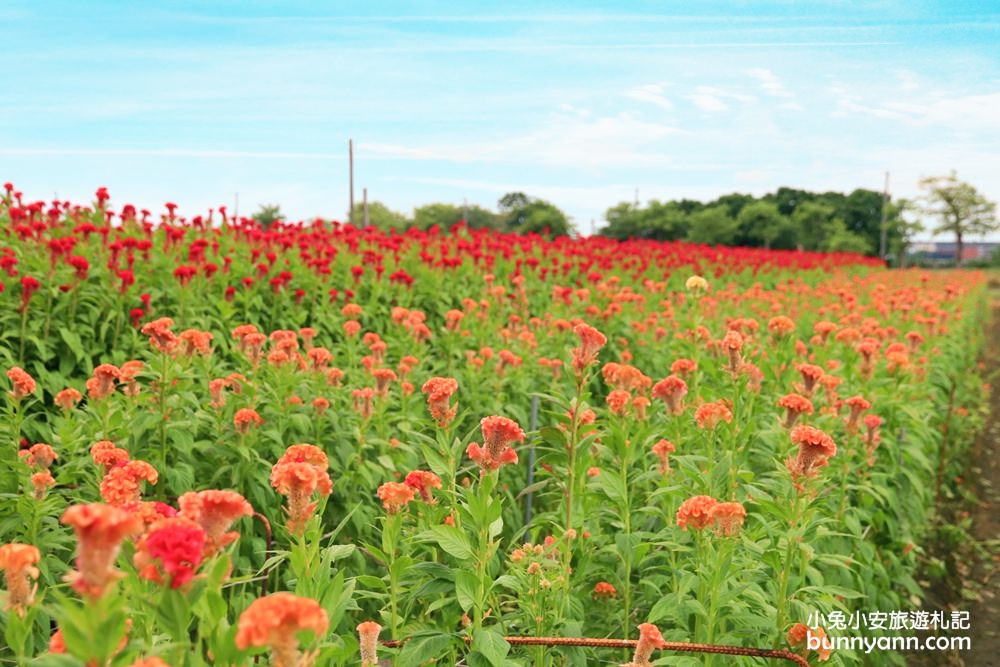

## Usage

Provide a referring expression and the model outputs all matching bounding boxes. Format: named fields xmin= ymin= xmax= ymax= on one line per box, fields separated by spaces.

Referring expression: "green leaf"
xmin=397 ymin=632 xmax=454 ymax=667
xmin=455 ymin=570 xmax=478 ymax=611
xmin=425 ymin=525 xmax=473 ymax=561
xmin=472 ymin=628 xmax=510 ymax=667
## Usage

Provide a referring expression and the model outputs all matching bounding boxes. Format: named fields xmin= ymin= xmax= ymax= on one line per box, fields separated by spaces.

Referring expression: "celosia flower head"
xmin=134 ymin=517 xmax=206 ymax=589
xmin=467 ymin=415 xmax=526 ymax=474
xmin=357 ymin=621 xmax=382 ymax=667
xmin=623 ymin=622 xmax=668 ymax=667
xmin=235 ymin=593 xmax=329 ymax=667
xmin=376 ymin=482 xmax=415 ymax=513
xmin=404 ymin=470 xmax=443 ymax=503
xmin=421 ymin=376 xmax=459 ymax=427
xmin=178 ymin=489 xmax=253 ymax=554
xmin=676 ymin=495 xmax=718 ymax=530
xmin=7 ymin=367 xmax=36 ymax=400
xmin=61 ymin=503 xmax=143 ymax=599
xmin=571 ymin=322 xmax=607 ymax=376
xmin=0 ymin=543 xmax=40 ymax=614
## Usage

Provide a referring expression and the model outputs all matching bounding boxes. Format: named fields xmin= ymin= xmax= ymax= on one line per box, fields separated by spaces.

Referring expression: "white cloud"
xmin=685 ymin=85 xmax=755 ymax=112
xmin=360 ymin=110 xmax=683 ymax=168
xmin=832 ymin=90 xmax=1000 ymax=129
xmin=626 ymin=82 xmax=674 ymax=110
xmin=746 ymin=68 xmax=793 ymax=98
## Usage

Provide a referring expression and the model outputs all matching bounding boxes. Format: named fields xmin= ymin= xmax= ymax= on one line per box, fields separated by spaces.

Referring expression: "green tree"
xmin=791 ymin=202 xmax=842 ymax=251
xmin=498 ymin=192 xmax=572 ymax=237
xmin=252 ymin=204 xmax=284 ymax=229
xmin=414 ymin=203 xmax=499 ymax=230
xmin=351 ymin=201 xmax=411 ymax=231
xmin=735 ymin=200 xmax=795 ymax=249
xmin=918 ymin=172 xmax=998 ymax=264
xmin=601 ymin=200 xmax=689 ymax=241
xmin=686 ymin=205 xmax=739 ymax=246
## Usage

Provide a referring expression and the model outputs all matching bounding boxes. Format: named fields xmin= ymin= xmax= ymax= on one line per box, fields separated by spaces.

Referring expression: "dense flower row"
xmin=0 ymin=187 xmax=989 ymax=666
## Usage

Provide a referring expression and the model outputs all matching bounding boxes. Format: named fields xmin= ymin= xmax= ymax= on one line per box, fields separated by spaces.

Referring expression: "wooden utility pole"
xmin=363 ymin=187 xmax=369 ymax=228
xmin=348 ymin=139 xmax=355 ymax=225
xmin=879 ymin=171 xmax=890 ymax=260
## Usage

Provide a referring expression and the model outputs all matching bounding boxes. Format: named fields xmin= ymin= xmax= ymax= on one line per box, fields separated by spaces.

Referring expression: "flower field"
xmin=0 ymin=186 xmax=990 ymax=666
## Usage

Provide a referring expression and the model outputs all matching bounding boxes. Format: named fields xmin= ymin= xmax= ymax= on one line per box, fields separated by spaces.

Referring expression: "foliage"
xmin=917 ymin=172 xmax=999 ymax=264
xmin=0 ymin=184 xmax=989 ymax=666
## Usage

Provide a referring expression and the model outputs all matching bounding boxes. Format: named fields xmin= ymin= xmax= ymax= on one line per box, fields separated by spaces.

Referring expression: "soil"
xmin=907 ymin=279 xmax=1000 ymax=666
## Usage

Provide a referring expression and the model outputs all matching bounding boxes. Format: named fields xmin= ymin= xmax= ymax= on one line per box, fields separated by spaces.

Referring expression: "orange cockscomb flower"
xmin=352 ymin=387 xmax=375 ymax=419
xmin=235 ymin=592 xmax=329 ymax=667
xmin=179 ymin=329 xmax=213 ymax=356
xmin=20 ymin=442 xmax=57 ymax=469
xmin=118 ymin=360 xmax=144 ymax=396
xmin=376 ymin=482 xmax=415 ymax=513
xmin=100 ymin=460 xmax=158 ymax=506
xmin=140 ymin=317 xmax=178 ymax=353
xmin=720 ymin=329 xmax=744 ymax=373
xmin=178 ymin=489 xmax=253 ymax=555
xmin=7 ymin=366 xmax=36 ymax=400
xmin=234 ymin=408 xmax=263 ymax=433
xmin=467 ymin=415 xmax=526 ymax=474
xmin=570 ymin=322 xmax=607 ymax=377
xmin=421 ymin=377 xmax=459 ymax=428
xmin=652 ymin=375 xmax=688 ymax=415
xmin=708 ymin=501 xmax=747 ymax=536
xmin=623 ymin=622 xmax=668 ymax=667
xmin=270 ymin=445 xmax=332 ymax=535
xmin=787 ymin=623 xmax=832 ymax=662
xmin=786 ymin=425 xmax=837 ymax=486
xmin=694 ymin=400 xmax=733 ymax=430
xmin=357 ymin=621 xmax=382 ymax=667
xmin=777 ymin=394 xmax=814 ymax=429
xmin=371 ymin=368 xmax=397 ymax=397
xmin=768 ymin=316 xmax=796 ymax=338
xmin=651 ymin=439 xmax=676 ymax=475
xmin=606 ymin=389 xmax=632 ymax=416
xmin=795 ymin=363 xmax=825 ymax=395
xmin=54 ymin=387 xmax=82 ymax=410
xmin=86 ymin=364 xmax=120 ymax=400
xmin=844 ymin=395 xmax=871 ymax=433
xmin=404 ymin=470 xmax=442 ymax=503
xmin=91 ymin=440 xmax=130 ymax=471
xmin=31 ymin=470 xmax=56 ymax=499
xmin=676 ymin=495 xmax=718 ymax=530
xmin=61 ymin=503 xmax=143 ymax=599
xmin=0 ymin=543 xmax=40 ymax=614
xmin=670 ymin=358 xmax=698 ymax=376
xmin=592 ymin=581 xmax=617 ymax=600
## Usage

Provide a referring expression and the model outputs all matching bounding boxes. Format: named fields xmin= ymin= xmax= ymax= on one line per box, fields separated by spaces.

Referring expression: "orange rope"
xmin=381 ymin=635 xmax=811 ymax=666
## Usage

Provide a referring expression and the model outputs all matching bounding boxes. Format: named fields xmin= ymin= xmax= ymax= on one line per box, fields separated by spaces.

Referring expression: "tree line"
xmin=253 ymin=174 xmax=997 ymax=264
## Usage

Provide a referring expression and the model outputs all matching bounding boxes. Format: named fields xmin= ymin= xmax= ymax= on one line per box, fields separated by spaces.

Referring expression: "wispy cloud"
xmin=0 ymin=148 xmax=344 ymax=159
xmin=746 ymin=67 xmax=793 ymax=98
xmin=685 ymin=86 xmax=756 ymax=112
xmin=360 ymin=110 xmax=683 ymax=168
xmin=626 ymin=82 xmax=674 ymax=110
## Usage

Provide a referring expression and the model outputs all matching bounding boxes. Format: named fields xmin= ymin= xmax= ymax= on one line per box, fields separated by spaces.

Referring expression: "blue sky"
xmin=2 ymin=1 xmax=999 ymax=236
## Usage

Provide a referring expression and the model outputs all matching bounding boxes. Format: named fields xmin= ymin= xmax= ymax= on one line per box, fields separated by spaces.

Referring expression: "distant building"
xmin=909 ymin=241 xmax=999 ymax=263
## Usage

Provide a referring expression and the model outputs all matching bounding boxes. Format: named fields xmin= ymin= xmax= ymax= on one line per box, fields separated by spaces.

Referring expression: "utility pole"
xmin=363 ymin=187 xmax=369 ymax=228
xmin=463 ymin=198 xmax=469 ymax=224
xmin=879 ymin=171 xmax=890 ymax=260
xmin=590 ymin=218 xmax=595 ymax=236
xmin=348 ymin=139 xmax=355 ymax=225
xmin=634 ymin=187 xmax=639 ymax=208
xmin=234 ymin=192 xmax=239 ymax=222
